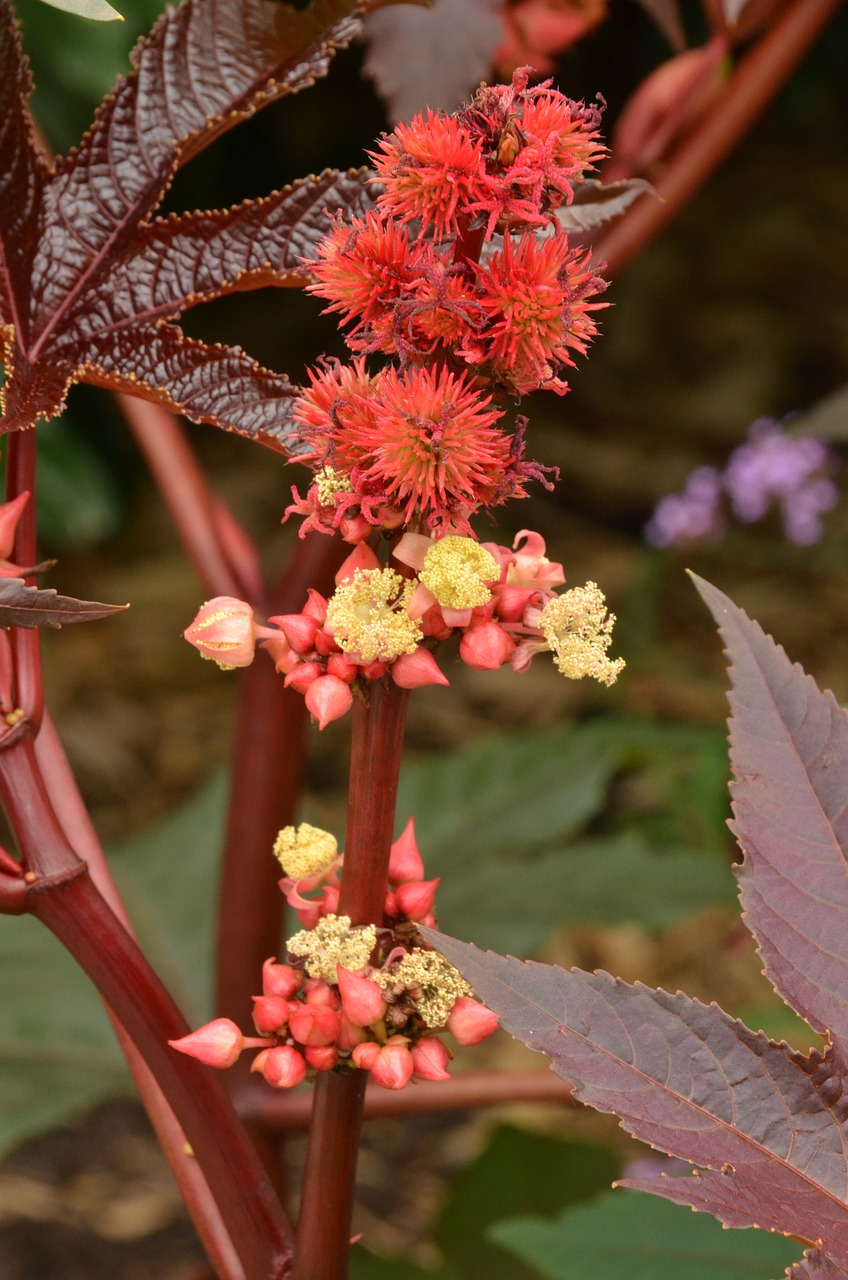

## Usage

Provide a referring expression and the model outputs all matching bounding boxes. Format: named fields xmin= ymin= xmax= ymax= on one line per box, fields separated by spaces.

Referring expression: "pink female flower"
xmin=370 ymin=111 xmax=488 ymax=240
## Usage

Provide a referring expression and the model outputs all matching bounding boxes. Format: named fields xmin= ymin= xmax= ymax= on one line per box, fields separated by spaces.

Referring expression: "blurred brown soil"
xmin=1 ymin=98 xmax=848 ymax=1280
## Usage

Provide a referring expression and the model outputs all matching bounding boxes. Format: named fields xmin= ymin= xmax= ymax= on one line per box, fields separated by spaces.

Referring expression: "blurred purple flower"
xmin=645 ymin=419 xmax=839 ymax=550
xmin=644 ymin=466 xmax=724 ymax=549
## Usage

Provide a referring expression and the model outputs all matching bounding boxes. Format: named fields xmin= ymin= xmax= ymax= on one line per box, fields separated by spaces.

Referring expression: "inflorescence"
xmin=184 ymin=70 xmax=624 ymax=728
xmin=170 ymin=819 xmax=498 ymax=1091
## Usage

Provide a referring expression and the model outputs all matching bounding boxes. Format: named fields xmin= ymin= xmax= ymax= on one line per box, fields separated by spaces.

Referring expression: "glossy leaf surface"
xmin=0 ymin=0 xmax=370 ymax=451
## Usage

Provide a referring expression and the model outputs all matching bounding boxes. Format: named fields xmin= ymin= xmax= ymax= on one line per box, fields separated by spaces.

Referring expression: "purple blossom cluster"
xmin=645 ymin=419 xmax=839 ymax=550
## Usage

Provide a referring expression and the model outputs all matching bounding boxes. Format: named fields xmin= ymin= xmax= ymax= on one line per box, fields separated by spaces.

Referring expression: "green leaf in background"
xmin=35 ymin=0 xmax=123 ymax=20
xmin=0 ymin=772 xmax=225 ymax=1158
xmin=434 ymin=1127 xmax=621 ymax=1280
xmin=489 ymin=1190 xmax=800 ymax=1280
xmin=35 ymin=417 xmax=124 ymax=549
xmin=433 ymin=832 xmax=734 ymax=954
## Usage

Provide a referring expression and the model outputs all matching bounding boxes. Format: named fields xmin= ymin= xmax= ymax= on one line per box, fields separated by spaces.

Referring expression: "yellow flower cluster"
xmin=419 ymin=536 xmax=499 ymax=610
xmin=540 ymin=582 xmax=625 ymax=686
xmin=273 ymin=823 xmax=338 ymax=880
xmin=287 ymin=915 xmax=377 ymax=982
xmin=325 ymin=568 xmax=422 ymax=663
xmin=378 ymin=948 xmax=471 ymax=1028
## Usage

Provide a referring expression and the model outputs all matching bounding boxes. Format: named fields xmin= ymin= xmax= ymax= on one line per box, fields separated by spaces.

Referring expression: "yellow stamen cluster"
xmin=378 ymin=947 xmax=471 ymax=1028
xmin=273 ymin=823 xmax=338 ymax=880
xmin=419 ymin=536 xmax=500 ymax=610
xmin=540 ymin=582 xmax=625 ymax=686
xmin=325 ymin=568 xmax=422 ymax=663
xmin=286 ymin=915 xmax=377 ymax=981
xmin=314 ymin=465 xmax=353 ymax=506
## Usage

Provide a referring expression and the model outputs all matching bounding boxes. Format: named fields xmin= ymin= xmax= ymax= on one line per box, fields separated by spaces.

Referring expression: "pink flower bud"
xmin=391 ymin=647 xmax=450 ymax=689
xmin=314 ymin=627 xmax=341 ymax=656
xmin=302 ymin=588 xmax=328 ymax=624
xmin=320 ymin=883 xmax=341 ymax=916
xmin=338 ymin=1014 xmax=368 ymax=1050
xmin=446 ymin=997 xmax=499 ymax=1046
xmin=340 ymin=512 xmax=373 ymax=543
xmin=262 ymin=1045 xmax=307 ymax=1089
xmin=388 ymin=819 xmax=425 ymax=885
xmin=395 ymin=877 xmax=440 ymax=921
xmin=0 ymin=491 xmax=29 ymax=562
xmin=168 ymin=1017 xmax=245 ymax=1068
xmin=371 ymin=1039 xmax=414 ymax=1090
xmin=337 ymin=966 xmax=387 ymax=1028
xmin=305 ymin=675 xmax=353 ymax=729
xmin=459 ymin=621 xmax=515 ymax=670
xmin=351 ymin=1041 xmax=381 ymax=1071
xmin=295 ymin=901 xmax=322 ymax=928
xmin=336 ymin=543 xmax=380 ymax=583
xmin=359 ymin=659 xmax=388 ymax=680
xmin=289 ymin=1002 xmax=341 ymax=1046
xmin=493 ymin=583 xmax=536 ymax=623
xmin=412 ymin=1036 xmax=452 ymax=1081
xmin=268 ymin=613 xmax=320 ymax=654
xmin=252 ymin=995 xmax=291 ymax=1033
xmin=327 ymin=653 xmax=359 ymax=683
xmin=305 ymin=1044 xmax=339 ymax=1071
xmin=285 ymin=661 xmax=321 ymax=693
xmin=384 ymin=889 xmax=399 ymax=917
xmin=184 ymin=598 xmax=258 ymax=668
xmin=304 ymin=978 xmax=340 ymax=1009
xmin=262 ymin=959 xmax=303 ymax=999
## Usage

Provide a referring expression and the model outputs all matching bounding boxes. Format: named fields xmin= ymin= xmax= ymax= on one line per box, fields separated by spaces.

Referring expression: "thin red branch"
xmin=293 ymin=681 xmax=410 ymax=1280
xmin=118 ymin=394 xmax=263 ymax=604
xmin=593 ymin=0 xmax=844 ymax=277
xmin=239 ymin=1069 xmax=576 ymax=1129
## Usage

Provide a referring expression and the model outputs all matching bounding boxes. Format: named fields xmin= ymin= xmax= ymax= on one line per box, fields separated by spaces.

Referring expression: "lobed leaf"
xmin=692 ymin=575 xmax=848 ymax=1060
xmin=0 ymin=577 xmax=128 ymax=627
xmin=553 ymin=178 xmax=655 ymax=234
xmin=423 ymin=931 xmax=848 ymax=1264
xmin=0 ymin=0 xmax=364 ymax=444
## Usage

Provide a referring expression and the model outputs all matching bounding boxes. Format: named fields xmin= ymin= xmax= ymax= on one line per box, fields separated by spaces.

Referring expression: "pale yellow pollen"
xmin=325 ymin=568 xmax=422 ymax=663
xmin=314 ymin=465 xmax=353 ymax=506
xmin=539 ymin=582 xmax=625 ymax=687
xmin=377 ymin=948 xmax=471 ymax=1029
xmin=419 ymin=536 xmax=499 ymax=610
xmin=286 ymin=914 xmax=377 ymax=981
xmin=273 ymin=823 xmax=338 ymax=880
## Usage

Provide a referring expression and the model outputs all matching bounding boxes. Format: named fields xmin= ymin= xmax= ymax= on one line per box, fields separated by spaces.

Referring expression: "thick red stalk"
xmin=593 ymin=0 xmax=843 ymax=276
xmin=292 ymin=681 xmax=410 ymax=1280
xmin=0 ymin=736 xmax=293 ymax=1280
xmin=33 ymin=712 xmax=245 ymax=1280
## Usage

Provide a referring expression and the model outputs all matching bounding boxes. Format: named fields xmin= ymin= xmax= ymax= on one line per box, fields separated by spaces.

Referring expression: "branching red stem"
xmin=593 ymin=0 xmax=843 ymax=277
xmin=6 ymin=431 xmax=42 ymax=726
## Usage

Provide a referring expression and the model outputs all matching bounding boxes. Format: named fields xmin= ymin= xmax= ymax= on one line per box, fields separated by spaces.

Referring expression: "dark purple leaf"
xmin=554 ymin=178 xmax=655 ymax=233
xmin=0 ymin=577 xmax=128 ymax=627
xmin=0 ymin=0 xmax=364 ymax=445
xmin=692 ymin=574 xmax=848 ymax=1060
xmin=423 ymin=928 xmax=848 ymax=1263
xmin=789 ymin=1250 xmax=848 ymax=1280
xmin=363 ymin=0 xmax=502 ymax=124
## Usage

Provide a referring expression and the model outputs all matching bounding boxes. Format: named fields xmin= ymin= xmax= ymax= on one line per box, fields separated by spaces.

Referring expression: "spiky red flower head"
xmin=370 ymin=110 xmax=488 ymax=240
xmin=342 ymin=365 xmax=516 ymax=530
xmin=305 ymin=211 xmax=426 ymax=352
xmin=292 ymin=357 xmax=378 ymax=463
xmin=470 ymin=231 xmax=606 ymax=394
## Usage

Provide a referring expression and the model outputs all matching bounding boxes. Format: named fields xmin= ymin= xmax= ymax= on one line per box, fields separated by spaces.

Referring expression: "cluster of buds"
xmin=288 ymin=67 xmax=607 ymax=541
xmin=184 ymin=528 xmax=623 ymax=728
xmin=170 ymin=820 xmax=498 ymax=1091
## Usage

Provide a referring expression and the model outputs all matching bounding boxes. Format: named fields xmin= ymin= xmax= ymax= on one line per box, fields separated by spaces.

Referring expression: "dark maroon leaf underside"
xmin=423 ymin=929 xmax=848 ymax=1264
xmin=555 ymin=178 xmax=655 ymax=233
xmin=0 ymin=577 xmax=128 ymax=627
xmin=692 ymin=575 xmax=848 ymax=1060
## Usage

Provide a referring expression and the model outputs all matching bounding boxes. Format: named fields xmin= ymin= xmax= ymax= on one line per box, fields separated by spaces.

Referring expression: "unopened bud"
xmin=252 ymin=995 xmax=290 ymax=1033
xmin=446 ymin=996 xmax=499 ymax=1046
xmin=269 ymin=613 xmax=320 ymax=654
xmin=262 ymin=959 xmax=303 ymax=999
xmin=288 ymin=1002 xmax=341 ymax=1046
xmin=371 ymin=1038 xmax=414 ymax=1090
xmin=284 ymin=661 xmax=322 ymax=693
xmin=262 ymin=1045 xmax=307 ymax=1089
xmin=459 ymin=621 xmax=515 ymax=670
xmin=391 ymin=647 xmax=450 ymax=689
xmin=395 ymin=877 xmax=440 ymax=921
xmin=184 ymin=598 xmax=258 ymax=669
xmin=388 ymin=818 xmax=425 ymax=885
xmin=305 ymin=674 xmax=354 ymax=729
xmin=168 ymin=1018 xmax=245 ymax=1068
xmin=337 ymin=965 xmax=387 ymax=1028
xmin=305 ymin=1044 xmax=339 ymax=1071
xmin=351 ymin=1041 xmax=381 ymax=1071
xmin=412 ymin=1036 xmax=451 ymax=1081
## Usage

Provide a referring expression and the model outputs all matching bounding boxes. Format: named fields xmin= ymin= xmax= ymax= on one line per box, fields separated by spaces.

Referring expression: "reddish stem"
xmin=239 ymin=1069 xmax=576 ymax=1129
xmin=118 ymin=394 xmax=262 ymax=604
xmin=33 ymin=712 xmax=246 ymax=1280
xmin=6 ymin=431 xmax=43 ymax=727
xmin=292 ymin=681 xmax=410 ymax=1280
xmin=593 ymin=0 xmax=844 ymax=277
xmin=0 ymin=736 xmax=293 ymax=1280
